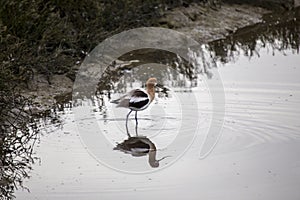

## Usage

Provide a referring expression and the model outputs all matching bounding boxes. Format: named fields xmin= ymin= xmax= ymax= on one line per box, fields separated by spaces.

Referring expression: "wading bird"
xmin=111 ymin=78 xmax=157 ymax=136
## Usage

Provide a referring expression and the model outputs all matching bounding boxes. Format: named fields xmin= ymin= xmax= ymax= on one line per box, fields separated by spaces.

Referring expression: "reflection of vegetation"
xmin=95 ymin=49 xmax=200 ymax=93
xmin=0 ymin=89 xmax=39 ymax=199
xmin=93 ymin=47 xmax=214 ymax=97
xmin=208 ymin=7 xmax=300 ymax=62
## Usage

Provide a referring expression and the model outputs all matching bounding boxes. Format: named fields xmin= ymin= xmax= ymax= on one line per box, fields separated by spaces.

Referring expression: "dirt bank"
xmin=160 ymin=3 xmax=269 ymax=43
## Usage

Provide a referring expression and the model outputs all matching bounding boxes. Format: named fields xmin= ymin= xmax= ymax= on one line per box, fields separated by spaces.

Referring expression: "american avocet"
xmin=111 ymin=78 xmax=157 ymax=136
xmin=114 ymin=136 xmax=169 ymax=168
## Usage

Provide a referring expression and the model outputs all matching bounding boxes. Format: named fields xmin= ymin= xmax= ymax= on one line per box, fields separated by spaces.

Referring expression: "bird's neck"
xmin=147 ymin=87 xmax=155 ymax=102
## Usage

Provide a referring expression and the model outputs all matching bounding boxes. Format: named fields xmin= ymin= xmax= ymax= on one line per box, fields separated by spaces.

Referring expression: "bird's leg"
xmin=135 ymin=111 xmax=138 ymax=126
xmin=135 ymin=111 xmax=138 ymax=136
xmin=126 ymin=110 xmax=132 ymax=137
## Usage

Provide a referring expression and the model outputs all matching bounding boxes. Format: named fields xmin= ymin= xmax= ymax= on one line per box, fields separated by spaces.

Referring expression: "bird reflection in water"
xmin=113 ymin=136 xmax=170 ymax=168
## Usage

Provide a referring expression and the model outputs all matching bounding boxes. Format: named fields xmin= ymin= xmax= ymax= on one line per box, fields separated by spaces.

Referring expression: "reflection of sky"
xmin=220 ymin=47 xmax=300 ymax=85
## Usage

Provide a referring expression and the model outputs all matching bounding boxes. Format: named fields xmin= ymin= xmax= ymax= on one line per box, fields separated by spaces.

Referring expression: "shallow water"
xmin=13 ymin=9 xmax=300 ymax=200
xmin=13 ymin=43 xmax=300 ymax=199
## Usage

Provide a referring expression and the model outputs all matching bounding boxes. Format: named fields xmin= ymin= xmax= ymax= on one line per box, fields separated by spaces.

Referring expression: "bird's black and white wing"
xmin=128 ymin=89 xmax=150 ymax=111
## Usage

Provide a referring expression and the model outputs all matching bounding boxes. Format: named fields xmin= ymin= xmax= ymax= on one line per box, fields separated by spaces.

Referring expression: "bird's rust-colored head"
xmin=146 ymin=78 xmax=157 ymax=101
xmin=146 ymin=77 xmax=157 ymax=87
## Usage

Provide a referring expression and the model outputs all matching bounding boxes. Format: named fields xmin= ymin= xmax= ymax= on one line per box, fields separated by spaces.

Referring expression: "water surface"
xmin=12 ymin=8 xmax=300 ymax=200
